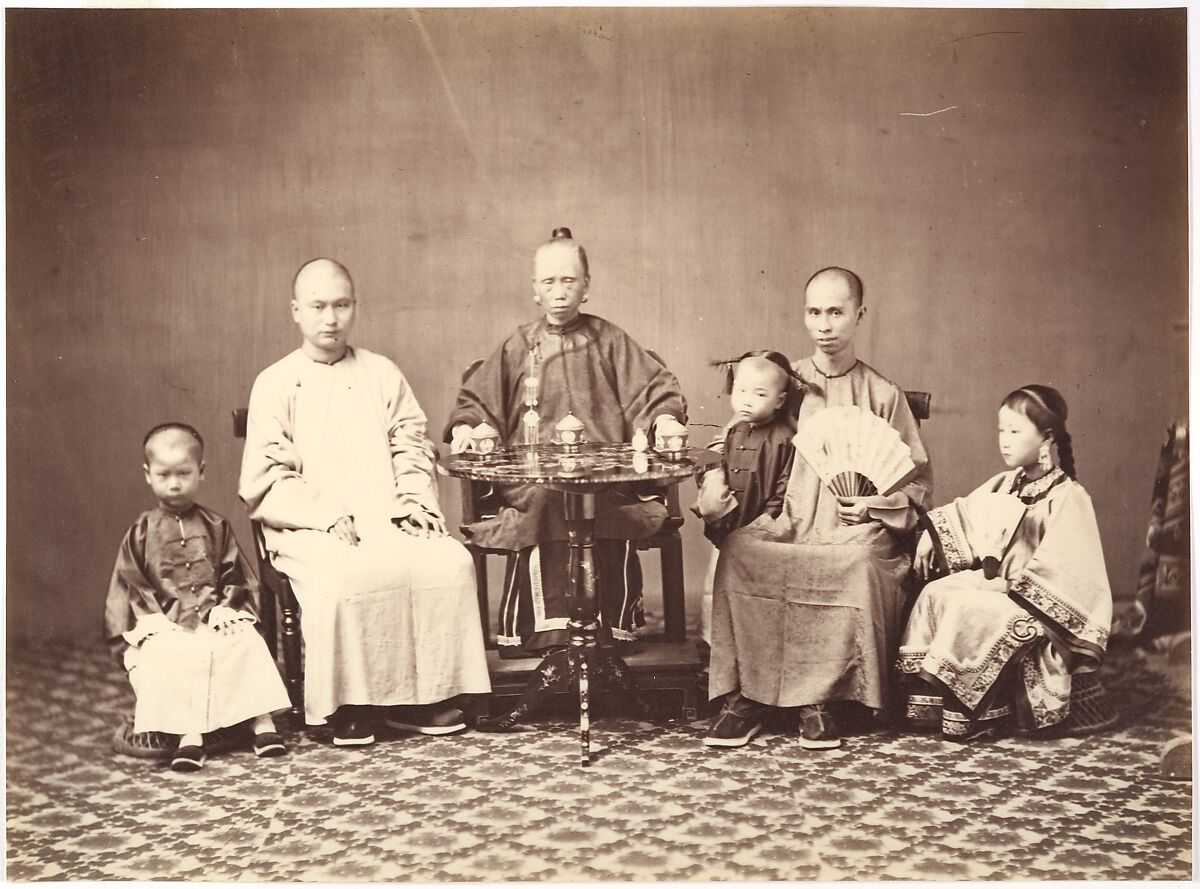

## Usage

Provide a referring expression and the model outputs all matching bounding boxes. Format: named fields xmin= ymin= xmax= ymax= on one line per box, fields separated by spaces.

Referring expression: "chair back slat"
xmin=905 ymin=391 xmax=931 ymax=423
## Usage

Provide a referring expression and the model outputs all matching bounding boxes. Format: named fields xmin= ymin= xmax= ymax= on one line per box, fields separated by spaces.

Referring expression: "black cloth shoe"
xmin=252 ymin=732 xmax=287 ymax=757
xmin=170 ymin=745 xmax=205 ymax=771
xmin=798 ymin=704 xmax=841 ymax=750
xmin=332 ymin=706 xmax=376 ymax=747
xmin=384 ymin=703 xmax=467 ymax=736
xmin=703 ymin=693 xmax=764 ymax=748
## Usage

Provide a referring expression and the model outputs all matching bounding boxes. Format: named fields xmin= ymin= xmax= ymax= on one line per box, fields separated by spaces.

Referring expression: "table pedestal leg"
xmin=567 ymin=492 xmax=597 ymax=764
xmin=476 ymin=648 xmax=574 ymax=731
xmin=475 ymin=491 xmax=648 ymax=763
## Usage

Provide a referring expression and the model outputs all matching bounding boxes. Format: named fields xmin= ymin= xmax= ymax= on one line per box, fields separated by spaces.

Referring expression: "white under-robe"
xmin=239 ymin=346 xmax=491 ymax=725
xmin=124 ymin=611 xmax=290 ymax=734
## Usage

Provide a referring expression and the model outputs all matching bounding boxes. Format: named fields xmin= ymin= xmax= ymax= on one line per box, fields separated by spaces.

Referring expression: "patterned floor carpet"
xmin=6 ymin=639 xmax=1193 ymax=881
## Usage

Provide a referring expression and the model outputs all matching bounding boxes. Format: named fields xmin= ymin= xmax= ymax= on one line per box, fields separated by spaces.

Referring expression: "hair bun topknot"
xmin=551 ymin=227 xmax=573 ymax=240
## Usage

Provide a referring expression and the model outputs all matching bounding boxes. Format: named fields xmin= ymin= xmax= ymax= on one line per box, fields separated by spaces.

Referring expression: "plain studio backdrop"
xmin=6 ymin=7 xmax=1187 ymax=645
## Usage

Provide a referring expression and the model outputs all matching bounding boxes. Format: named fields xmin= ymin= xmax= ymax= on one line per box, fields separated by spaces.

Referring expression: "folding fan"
xmin=965 ymin=493 xmax=1028 ymax=579
xmin=794 ymin=405 xmax=917 ymax=498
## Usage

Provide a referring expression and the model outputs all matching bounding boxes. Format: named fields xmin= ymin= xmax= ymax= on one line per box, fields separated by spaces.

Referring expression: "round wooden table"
xmin=442 ymin=442 xmax=720 ymax=765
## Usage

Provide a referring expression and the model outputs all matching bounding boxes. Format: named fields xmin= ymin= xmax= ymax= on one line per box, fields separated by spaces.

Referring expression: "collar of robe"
xmin=156 ymin=502 xmax=198 ymax=520
xmin=542 ymin=315 xmax=586 ymax=336
xmin=1010 ymin=467 xmax=1066 ymax=504
xmin=305 ymin=346 xmax=352 ymax=366
xmin=809 ymin=358 xmax=860 ymax=380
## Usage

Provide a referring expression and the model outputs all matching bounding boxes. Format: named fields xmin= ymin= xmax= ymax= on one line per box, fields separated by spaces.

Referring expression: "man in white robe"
xmin=239 ymin=258 xmax=490 ymax=746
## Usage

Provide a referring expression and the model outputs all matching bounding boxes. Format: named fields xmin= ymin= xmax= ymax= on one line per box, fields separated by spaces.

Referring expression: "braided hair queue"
xmin=1001 ymin=385 xmax=1077 ymax=479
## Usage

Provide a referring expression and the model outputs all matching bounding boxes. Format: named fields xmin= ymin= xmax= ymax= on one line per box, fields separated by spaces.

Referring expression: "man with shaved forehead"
xmin=240 ymin=259 xmax=490 ymax=747
xmin=706 ymin=267 xmax=932 ymax=751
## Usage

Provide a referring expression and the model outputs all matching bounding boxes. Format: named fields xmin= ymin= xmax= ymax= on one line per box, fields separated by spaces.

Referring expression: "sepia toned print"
xmin=6 ymin=4 xmax=1190 ymax=882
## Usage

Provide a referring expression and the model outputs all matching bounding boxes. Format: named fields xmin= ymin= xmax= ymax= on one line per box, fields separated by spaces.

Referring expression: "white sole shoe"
xmin=702 ymin=723 xmax=761 ymax=748
xmin=332 ymin=733 xmax=375 ymax=747
xmin=170 ymin=749 xmax=206 ymax=771
xmin=384 ymin=719 xmax=466 ymax=736
xmin=797 ymin=736 xmax=841 ymax=750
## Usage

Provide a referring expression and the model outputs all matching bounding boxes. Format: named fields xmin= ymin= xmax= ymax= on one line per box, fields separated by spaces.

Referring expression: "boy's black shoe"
xmin=252 ymin=732 xmax=288 ymax=757
xmin=798 ymin=704 xmax=841 ymax=749
xmin=170 ymin=745 xmax=206 ymax=771
xmin=332 ymin=706 xmax=376 ymax=747
xmin=703 ymin=710 xmax=762 ymax=748
xmin=384 ymin=703 xmax=467 ymax=736
xmin=703 ymin=693 xmax=764 ymax=748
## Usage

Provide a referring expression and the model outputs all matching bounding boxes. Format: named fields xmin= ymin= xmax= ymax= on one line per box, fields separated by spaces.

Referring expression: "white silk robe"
xmin=239 ymin=347 xmax=490 ymax=725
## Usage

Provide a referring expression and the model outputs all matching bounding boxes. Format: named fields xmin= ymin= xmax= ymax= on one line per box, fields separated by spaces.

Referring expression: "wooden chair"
xmin=232 ymin=408 xmax=304 ymax=726
xmin=906 ymin=391 xmax=931 ymax=426
xmin=899 ymin=390 xmax=932 ymax=565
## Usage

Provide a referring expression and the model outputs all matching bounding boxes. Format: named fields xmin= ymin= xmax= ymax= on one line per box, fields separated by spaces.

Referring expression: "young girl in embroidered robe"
xmin=897 ymin=385 xmax=1112 ymax=742
xmin=105 ymin=424 xmax=291 ymax=771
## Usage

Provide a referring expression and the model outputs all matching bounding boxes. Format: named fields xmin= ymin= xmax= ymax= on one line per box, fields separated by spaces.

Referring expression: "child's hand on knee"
xmin=208 ymin=604 xmax=256 ymax=634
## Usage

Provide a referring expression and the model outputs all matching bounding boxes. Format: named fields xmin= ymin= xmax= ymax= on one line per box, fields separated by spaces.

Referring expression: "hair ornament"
xmin=710 ymin=350 xmax=805 ymax=396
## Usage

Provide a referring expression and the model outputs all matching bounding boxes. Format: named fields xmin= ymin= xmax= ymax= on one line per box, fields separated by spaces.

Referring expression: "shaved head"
xmin=143 ymin=423 xmax=204 ymax=465
xmin=291 ymin=258 xmax=357 ymax=361
xmin=805 ymin=267 xmax=863 ymax=308
xmin=293 ymin=258 xmax=354 ymax=302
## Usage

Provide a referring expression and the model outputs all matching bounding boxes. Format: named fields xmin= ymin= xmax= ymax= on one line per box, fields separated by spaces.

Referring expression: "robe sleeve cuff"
xmin=392 ymin=494 xmax=444 ymax=524
xmin=866 ymin=492 xmax=917 ymax=534
xmin=695 ymin=470 xmax=739 ymax=521
xmin=925 ymin=504 xmax=973 ymax=573
xmin=122 ymin=613 xmax=178 ymax=648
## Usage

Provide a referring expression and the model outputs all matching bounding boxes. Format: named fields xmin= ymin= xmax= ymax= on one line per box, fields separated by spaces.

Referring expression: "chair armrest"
xmin=459 ymin=478 xmax=502 ymax=533
xmin=662 ymin=483 xmax=684 ymax=532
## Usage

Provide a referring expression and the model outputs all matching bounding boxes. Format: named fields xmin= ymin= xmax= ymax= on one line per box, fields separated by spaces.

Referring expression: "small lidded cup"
xmin=471 ymin=422 xmax=500 ymax=456
xmin=656 ymin=417 xmax=689 ymax=457
xmin=556 ymin=413 xmax=585 ymax=450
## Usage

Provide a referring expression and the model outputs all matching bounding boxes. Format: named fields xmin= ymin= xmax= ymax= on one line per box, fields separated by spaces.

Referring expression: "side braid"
xmin=1055 ymin=426 xmax=1077 ymax=479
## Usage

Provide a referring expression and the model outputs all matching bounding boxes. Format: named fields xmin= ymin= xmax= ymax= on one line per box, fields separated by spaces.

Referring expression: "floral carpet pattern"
xmin=6 ymin=640 xmax=1193 ymax=881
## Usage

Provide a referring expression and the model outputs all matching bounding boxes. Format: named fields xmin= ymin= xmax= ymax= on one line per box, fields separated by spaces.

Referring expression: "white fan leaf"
xmin=794 ymin=406 xmax=917 ymax=497
xmin=965 ymin=493 xmax=1028 ymax=563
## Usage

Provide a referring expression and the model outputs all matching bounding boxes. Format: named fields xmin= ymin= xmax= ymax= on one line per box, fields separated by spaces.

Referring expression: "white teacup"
xmin=471 ymin=423 xmax=500 ymax=455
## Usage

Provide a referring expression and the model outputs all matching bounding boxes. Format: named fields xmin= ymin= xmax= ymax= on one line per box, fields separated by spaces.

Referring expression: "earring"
xmin=581 ymin=295 xmax=589 ymax=303
xmin=1038 ymin=440 xmax=1053 ymax=471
